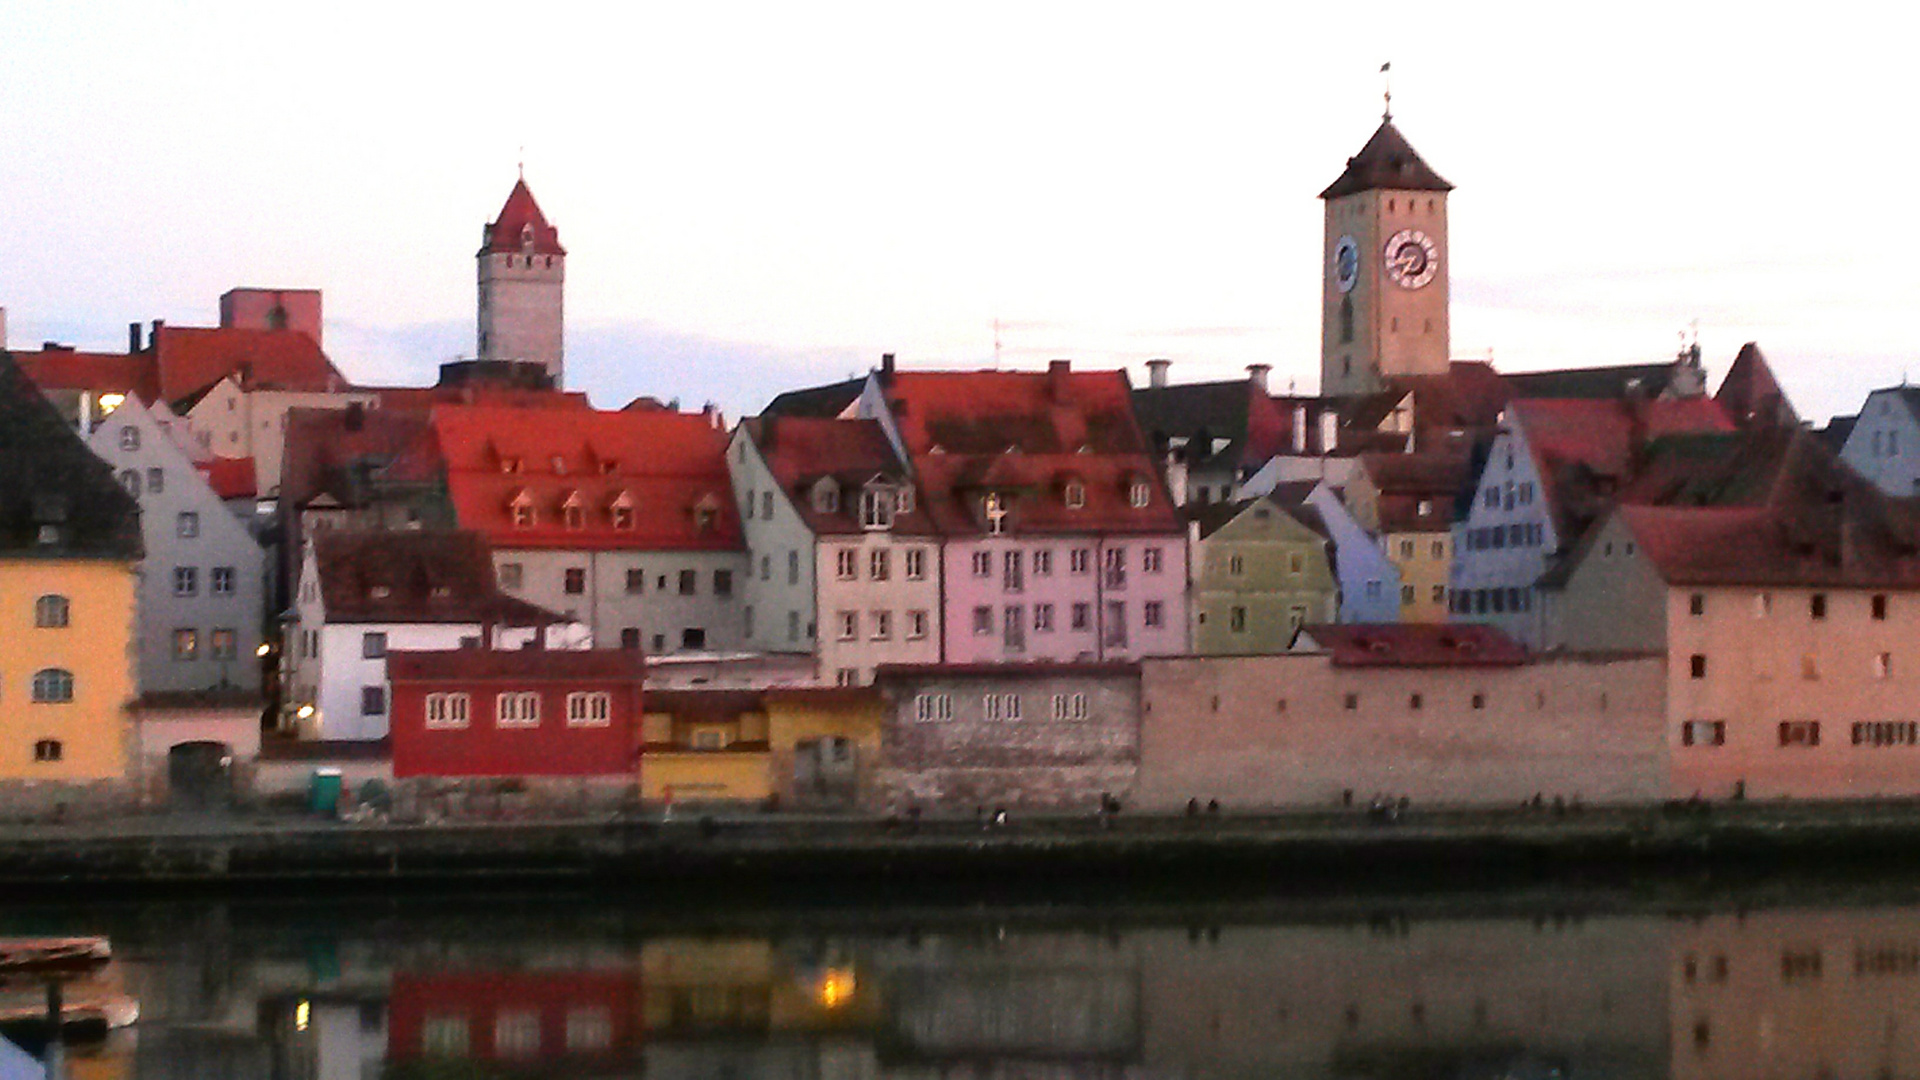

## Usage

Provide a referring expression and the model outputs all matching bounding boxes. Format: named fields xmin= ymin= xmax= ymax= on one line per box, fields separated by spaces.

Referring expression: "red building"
xmin=386 ymin=646 xmax=645 ymax=778
xmin=388 ymin=969 xmax=641 ymax=1064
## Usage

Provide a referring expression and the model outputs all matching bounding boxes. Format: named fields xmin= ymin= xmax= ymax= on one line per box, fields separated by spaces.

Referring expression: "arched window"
xmin=34 ymin=595 xmax=69 ymax=628
xmin=1339 ymin=297 xmax=1354 ymax=344
xmin=31 ymin=669 xmax=74 ymax=704
xmin=33 ymin=740 xmax=62 ymax=763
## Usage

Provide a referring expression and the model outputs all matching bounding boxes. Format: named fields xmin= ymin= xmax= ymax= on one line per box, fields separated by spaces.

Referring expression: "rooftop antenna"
xmin=993 ymin=318 xmax=1002 ymax=369
xmin=517 ymin=146 xmax=525 ymax=181
xmin=1381 ymin=62 xmax=1392 ymax=121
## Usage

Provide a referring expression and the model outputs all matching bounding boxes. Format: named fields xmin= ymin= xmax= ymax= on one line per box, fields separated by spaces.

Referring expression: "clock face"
xmin=1333 ymin=236 xmax=1360 ymax=293
xmin=1384 ymin=229 xmax=1439 ymax=289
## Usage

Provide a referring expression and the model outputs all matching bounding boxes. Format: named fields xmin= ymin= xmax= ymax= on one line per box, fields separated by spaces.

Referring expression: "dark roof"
xmin=313 ymin=529 xmax=558 ymax=625
xmin=1132 ymin=377 xmax=1288 ymax=472
xmin=1188 ymin=492 xmax=1331 ymax=542
xmin=0 ymin=352 xmax=143 ymax=560
xmin=387 ymin=647 xmax=646 ymax=682
xmin=873 ymin=661 xmax=1141 ymax=680
xmin=745 ymin=416 xmax=932 ymax=536
xmin=762 ymin=377 xmax=865 ymax=420
xmin=1819 ymin=415 xmax=1858 ymax=454
xmin=1504 ymin=362 xmax=1681 ymax=401
xmin=479 ymin=178 xmax=565 ymax=257
xmin=1714 ymin=343 xmax=1798 ymax=429
xmin=1320 ymin=120 xmax=1453 ymax=199
xmin=1300 ymin=623 xmax=1529 ymax=668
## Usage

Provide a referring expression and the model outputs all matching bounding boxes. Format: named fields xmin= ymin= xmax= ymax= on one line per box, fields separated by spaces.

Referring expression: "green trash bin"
xmin=310 ymin=768 xmax=343 ymax=816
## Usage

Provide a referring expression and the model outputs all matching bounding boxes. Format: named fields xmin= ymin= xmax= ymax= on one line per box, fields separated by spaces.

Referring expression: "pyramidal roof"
xmin=1320 ymin=119 xmax=1453 ymax=199
xmin=479 ymin=177 xmax=566 ymax=257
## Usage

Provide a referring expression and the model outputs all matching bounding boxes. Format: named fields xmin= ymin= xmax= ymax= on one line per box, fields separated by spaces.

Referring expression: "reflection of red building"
xmin=388 ymin=970 xmax=641 ymax=1064
xmin=387 ymin=647 xmax=644 ymax=778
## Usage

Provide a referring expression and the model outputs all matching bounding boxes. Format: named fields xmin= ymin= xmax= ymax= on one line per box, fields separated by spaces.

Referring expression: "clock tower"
xmin=1319 ymin=118 xmax=1453 ymax=397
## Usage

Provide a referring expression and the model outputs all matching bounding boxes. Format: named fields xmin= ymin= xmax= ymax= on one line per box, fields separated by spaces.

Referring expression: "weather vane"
xmin=1381 ymin=62 xmax=1392 ymax=121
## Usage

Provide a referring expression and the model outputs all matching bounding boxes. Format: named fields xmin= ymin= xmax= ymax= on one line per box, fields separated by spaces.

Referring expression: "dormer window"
xmin=813 ymin=481 xmax=840 ymax=515
xmin=551 ymin=455 xmax=567 ymax=475
xmin=610 ymin=492 xmax=635 ymax=530
xmin=564 ymin=506 xmax=585 ymax=529
xmin=369 ymin=585 xmax=391 ymax=599
xmin=520 ymin=224 xmax=535 ymax=250
xmin=1064 ymin=480 xmax=1086 ymax=509
xmin=509 ymin=490 xmax=536 ymax=528
xmin=600 ymin=459 xmax=619 ymax=475
xmin=984 ymin=493 xmax=1009 ymax=536
xmin=501 ymin=457 xmax=521 ymax=474
xmin=860 ymin=487 xmax=894 ymax=530
xmin=1128 ymin=482 xmax=1151 ymax=508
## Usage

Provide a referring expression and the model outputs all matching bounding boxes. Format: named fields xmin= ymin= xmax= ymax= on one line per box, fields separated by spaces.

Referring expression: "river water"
xmin=8 ymin=879 xmax=1919 ymax=1079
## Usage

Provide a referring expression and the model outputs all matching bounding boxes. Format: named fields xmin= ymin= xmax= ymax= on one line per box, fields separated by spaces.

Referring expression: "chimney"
xmin=1047 ymin=359 xmax=1071 ymax=403
xmin=150 ymin=319 xmax=164 ymax=344
xmin=1246 ymin=364 xmax=1271 ymax=394
xmin=1146 ymin=358 xmax=1171 ymax=389
xmin=0 ymin=306 xmax=7 ymax=350
xmin=128 ymin=322 xmax=142 ymax=353
xmin=881 ymin=352 xmax=895 ymax=376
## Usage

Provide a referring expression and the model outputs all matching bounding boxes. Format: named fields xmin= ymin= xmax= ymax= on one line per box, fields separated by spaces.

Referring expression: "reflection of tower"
xmin=1319 ymin=117 xmax=1452 ymax=397
xmin=477 ymin=176 xmax=567 ymax=386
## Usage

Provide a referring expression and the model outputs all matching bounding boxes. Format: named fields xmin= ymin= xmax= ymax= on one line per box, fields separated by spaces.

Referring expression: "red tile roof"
xmin=369 ymin=384 xmax=591 ymax=412
xmin=1715 ymin=342 xmax=1798 ymax=430
xmin=479 ymin=179 xmax=566 ymax=257
xmin=873 ymin=660 xmax=1142 ymax=679
xmin=388 ymin=646 xmax=646 ymax=683
xmin=1301 ymin=623 xmax=1529 ymax=667
xmin=194 ymin=456 xmax=257 ymax=500
xmin=8 ymin=348 xmax=158 ymax=402
xmin=1513 ymin=396 xmax=1734 ymax=538
xmin=745 ymin=416 xmax=933 ymax=536
xmin=1619 ymin=502 xmax=1920 ymax=589
xmin=152 ymin=325 xmax=345 ymax=402
xmin=313 ymin=529 xmax=560 ymax=625
xmin=433 ymin=404 xmax=742 ymax=552
xmin=880 ymin=364 xmax=1181 ymax=537
xmin=1360 ymin=451 xmax=1471 ymax=533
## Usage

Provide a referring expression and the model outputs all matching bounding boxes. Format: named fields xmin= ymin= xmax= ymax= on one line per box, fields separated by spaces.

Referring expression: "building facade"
xmin=1839 ymin=386 xmax=1920 ymax=498
xmin=387 ymin=646 xmax=644 ymax=778
xmin=1188 ymin=495 xmax=1338 ymax=654
xmin=477 ymin=178 xmax=566 ymax=385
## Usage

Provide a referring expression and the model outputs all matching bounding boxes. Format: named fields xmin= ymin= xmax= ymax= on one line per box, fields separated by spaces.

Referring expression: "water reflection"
xmin=19 ymin=891 xmax=1920 ymax=1078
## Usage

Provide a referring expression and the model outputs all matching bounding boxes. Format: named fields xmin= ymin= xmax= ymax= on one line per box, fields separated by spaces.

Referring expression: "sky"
xmin=0 ymin=2 xmax=1912 ymax=424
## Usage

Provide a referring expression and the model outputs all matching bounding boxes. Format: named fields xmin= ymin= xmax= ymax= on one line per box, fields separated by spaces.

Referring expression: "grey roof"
xmin=1504 ymin=362 xmax=1679 ymax=400
xmin=762 ymin=377 xmax=865 ymax=420
xmin=1320 ymin=120 xmax=1453 ymax=199
xmin=1132 ymin=380 xmax=1255 ymax=472
xmin=1819 ymin=414 xmax=1858 ymax=454
xmin=0 ymin=352 xmax=142 ymax=560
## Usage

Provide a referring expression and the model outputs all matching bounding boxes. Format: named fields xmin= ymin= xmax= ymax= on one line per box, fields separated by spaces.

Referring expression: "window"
xmin=34 ymin=595 xmax=68 ymax=628
xmin=972 ymin=606 xmax=993 ymax=635
xmin=118 ymin=470 xmax=140 ymax=497
xmin=1344 ymin=692 xmax=1359 ymax=711
xmin=1690 ymin=654 xmax=1707 ymax=679
xmin=869 ymin=549 xmax=890 ymax=581
xmin=837 ymin=549 xmax=859 ymax=580
xmin=32 ymin=740 xmax=62 ymax=763
xmin=30 ymin=668 xmax=73 ymax=703
xmin=682 ymin=627 xmax=706 ymax=649
xmin=1401 ymin=584 xmax=1416 ymax=605
xmin=563 ymin=503 xmax=585 ymax=530
xmin=983 ymin=693 xmax=1023 ymax=721
xmin=1754 ymin=593 xmax=1772 ymax=618
xmin=971 ymin=551 xmax=992 ymax=577
xmin=1399 ymin=539 xmax=1415 ymax=559
xmin=678 ymin=569 xmax=697 ymax=595
xmin=1104 ymin=547 xmax=1128 ymax=587
xmin=1430 ymin=540 xmax=1445 ymax=559
xmin=495 ymin=1011 xmax=540 ymax=1057
xmin=1070 ymin=548 xmax=1091 ymax=574
xmin=1104 ymin=601 xmax=1128 ymax=647
xmin=763 ymin=492 xmax=774 ymax=519
xmin=1778 ymin=721 xmax=1821 ymax=747
xmin=1035 ymin=603 xmax=1055 ymax=632
xmin=118 ymin=425 xmax=139 ymax=451
xmin=1689 ymin=593 xmax=1705 ymax=616
xmin=1229 ymin=606 xmax=1248 ymax=633
xmin=425 ymin=692 xmax=471 ymax=729
xmin=905 ymin=548 xmax=927 ymax=580
xmin=714 ymin=569 xmax=734 ymax=598
xmin=1129 ymin=482 xmax=1151 ymax=508
xmin=1072 ymin=602 xmax=1091 ymax=630
xmin=860 ymin=487 xmax=893 ymax=528
xmin=361 ymin=686 xmax=386 ymax=716
xmin=1471 ymin=692 xmax=1487 ymax=710
xmin=362 ymin=632 xmax=387 ymax=659
xmin=914 ymin=693 xmax=952 ymax=721
xmin=1365 ymin=580 xmax=1382 ymax=599
xmin=743 ymin=605 xmax=754 ymax=637
xmin=1801 ymin=654 xmax=1820 ymax=681
xmin=1144 ymin=601 xmax=1164 ymax=628
xmin=1853 ymin=721 xmax=1920 ymax=747
xmin=1811 ymin=594 xmax=1828 ymax=620
xmin=907 ymin=610 xmax=929 ymax=639
xmin=174 ymin=567 xmax=198 ymax=597
xmin=511 ymin=501 xmax=536 ymax=528
xmin=496 ymin=692 xmax=541 ymax=727
xmin=837 ymin=610 xmax=859 ymax=640
xmin=621 ymin=627 xmax=642 ymax=650
xmin=626 ymin=568 xmax=646 ymax=594
xmin=1877 ymin=652 xmax=1893 ymax=680
xmin=421 ymin=1016 xmax=468 ymax=1057
xmin=1681 ymin=720 xmax=1726 ymax=747
xmin=1339 ymin=296 xmax=1354 ymax=343
xmin=1065 ymin=481 xmax=1086 ymax=508
xmin=208 ymin=566 xmax=235 ymax=596
xmin=612 ymin=504 xmax=634 ymax=530
xmin=565 ymin=568 xmax=587 ymax=595
xmin=146 ymin=466 xmax=164 ymax=493
xmin=788 ymin=610 xmax=801 ymax=642
xmin=1003 ymin=604 xmax=1025 ymax=651
xmin=176 ymin=511 xmax=199 ymax=538
xmin=566 ymin=692 xmax=612 ymax=727
xmin=1431 ymin=584 xmax=1447 ymax=604
xmin=498 ymin=563 xmax=523 ymax=591
xmin=1003 ymin=550 xmax=1024 ymax=592
xmin=210 ymin=628 xmax=236 ymax=659
xmin=897 ymin=487 xmax=915 ymax=515
xmin=1874 ymin=594 xmax=1890 ymax=620
xmin=1143 ymin=547 xmax=1164 ymax=573
xmin=984 ymin=492 xmax=1008 ymax=534
xmin=870 ymin=610 xmax=891 ymax=640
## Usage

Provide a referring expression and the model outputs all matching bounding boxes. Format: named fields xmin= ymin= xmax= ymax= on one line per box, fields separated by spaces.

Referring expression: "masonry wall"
xmin=870 ymin=671 xmax=1139 ymax=813
xmin=1134 ymin=653 xmax=1667 ymax=810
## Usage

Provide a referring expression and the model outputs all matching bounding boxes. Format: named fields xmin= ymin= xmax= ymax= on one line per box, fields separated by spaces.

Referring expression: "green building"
xmin=1189 ymin=494 xmax=1338 ymax=655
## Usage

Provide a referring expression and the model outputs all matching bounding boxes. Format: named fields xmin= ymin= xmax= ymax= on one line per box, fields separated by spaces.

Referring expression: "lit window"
xmin=1129 ymin=482 xmax=1151 ymax=508
xmin=1064 ymin=481 xmax=1086 ymax=509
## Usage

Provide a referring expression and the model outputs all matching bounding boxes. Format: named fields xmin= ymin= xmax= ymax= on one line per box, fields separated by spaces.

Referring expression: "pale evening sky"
xmin=0 ymin=2 xmax=1910 ymax=424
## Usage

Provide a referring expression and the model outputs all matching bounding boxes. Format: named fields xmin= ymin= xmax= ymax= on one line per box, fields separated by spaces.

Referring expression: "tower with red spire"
xmin=477 ymin=176 xmax=567 ymax=385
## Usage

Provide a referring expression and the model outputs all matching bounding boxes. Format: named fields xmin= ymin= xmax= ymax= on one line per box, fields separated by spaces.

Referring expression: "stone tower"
xmin=1319 ymin=119 xmax=1452 ymax=397
xmin=477 ymin=177 xmax=566 ymax=386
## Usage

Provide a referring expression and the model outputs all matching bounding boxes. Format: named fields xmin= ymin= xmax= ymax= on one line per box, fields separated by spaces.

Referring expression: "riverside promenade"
xmin=5 ymin=799 xmax=1920 ymax=892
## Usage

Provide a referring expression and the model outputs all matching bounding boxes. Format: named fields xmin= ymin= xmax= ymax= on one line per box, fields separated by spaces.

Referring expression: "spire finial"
xmin=1380 ymin=61 xmax=1392 ymax=121
xmin=517 ymin=147 xmax=525 ymax=182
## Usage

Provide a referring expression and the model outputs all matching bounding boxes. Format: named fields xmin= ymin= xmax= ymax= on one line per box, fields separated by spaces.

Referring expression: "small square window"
xmin=362 ymin=632 xmax=387 ymax=658
xmin=361 ymin=686 xmax=386 ymax=716
xmin=1690 ymin=654 xmax=1707 ymax=679
xmin=564 ymin=568 xmax=587 ymax=595
xmin=176 ymin=511 xmax=199 ymax=538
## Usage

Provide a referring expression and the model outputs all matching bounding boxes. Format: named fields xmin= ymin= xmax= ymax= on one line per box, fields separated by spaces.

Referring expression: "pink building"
xmin=219 ymin=287 xmax=323 ymax=347
xmin=861 ymin=360 xmax=1188 ymax=663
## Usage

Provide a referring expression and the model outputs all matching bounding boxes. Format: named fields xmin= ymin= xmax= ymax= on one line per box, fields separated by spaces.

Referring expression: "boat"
xmin=0 ymin=939 xmax=109 ymax=975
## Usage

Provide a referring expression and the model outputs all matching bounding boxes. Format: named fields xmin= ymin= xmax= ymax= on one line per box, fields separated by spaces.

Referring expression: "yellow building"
xmin=0 ymin=352 xmax=143 ymax=783
xmin=640 ymin=687 xmax=881 ymax=806
xmin=1346 ymin=452 xmax=1468 ymax=623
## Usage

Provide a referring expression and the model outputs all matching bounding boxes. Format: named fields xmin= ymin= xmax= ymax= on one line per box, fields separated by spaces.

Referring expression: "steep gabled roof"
xmin=763 ymin=376 xmax=866 ymax=420
xmin=313 ymin=530 xmax=559 ymax=625
xmin=1512 ymin=396 xmax=1734 ymax=541
xmin=8 ymin=347 xmax=157 ymax=402
xmin=1504 ymin=362 xmax=1681 ymax=401
xmin=0 ymin=352 xmax=143 ymax=560
xmin=194 ymin=456 xmax=258 ymax=500
xmin=1132 ymin=378 xmax=1287 ymax=472
xmin=434 ymin=404 xmax=741 ymax=552
xmin=1715 ymin=342 xmax=1798 ymax=429
xmin=152 ymin=325 xmax=344 ymax=402
xmin=1188 ymin=492 xmax=1332 ymax=543
xmin=1619 ymin=499 xmax=1920 ymax=590
xmin=1320 ymin=120 xmax=1453 ymax=199
xmin=479 ymin=178 xmax=565 ymax=257
xmin=744 ymin=416 xmax=931 ymax=536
